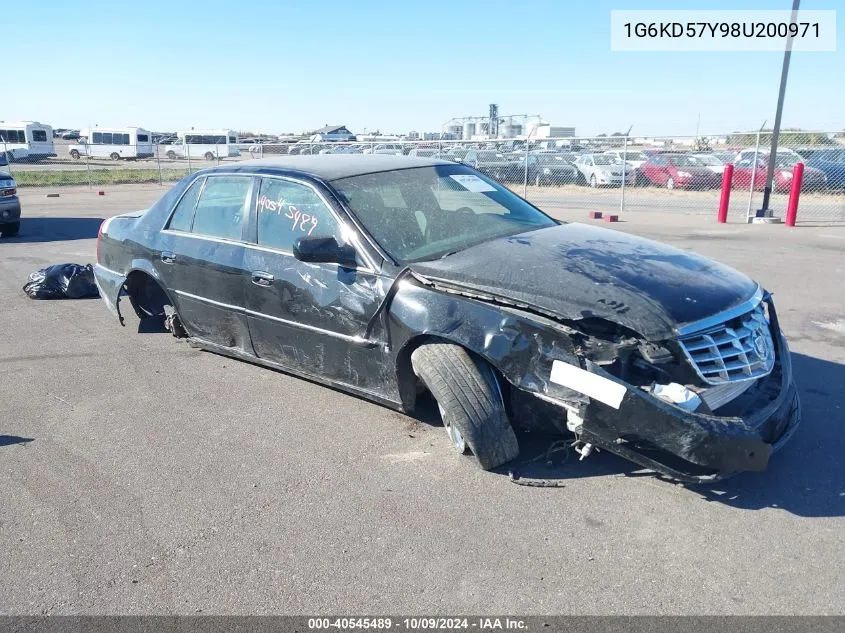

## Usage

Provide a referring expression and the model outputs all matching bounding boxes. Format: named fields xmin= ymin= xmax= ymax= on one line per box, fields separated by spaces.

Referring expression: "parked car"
xmin=805 ymin=149 xmax=845 ymax=189
xmin=519 ymin=152 xmax=579 ymax=186
xmin=61 ymin=130 xmax=81 ymax=140
xmin=732 ymin=153 xmax=827 ymax=193
xmin=92 ymin=155 xmax=800 ymax=482
xmin=574 ymin=154 xmax=636 ymax=187
xmin=711 ymin=151 xmax=738 ymax=163
xmin=734 ymin=147 xmax=802 ymax=165
xmin=639 ymin=154 xmax=722 ymax=189
xmin=604 ymin=149 xmax=648 ymax=169
xmin=0 ymin=171 xmax=20 ymax=237
xmin=362 ymin=144 xmax=404 ymax=155
xmin=692 ymin=153 xmax=727 ymax=176
xmin=408 ymin=148 xmax=440 ymax=158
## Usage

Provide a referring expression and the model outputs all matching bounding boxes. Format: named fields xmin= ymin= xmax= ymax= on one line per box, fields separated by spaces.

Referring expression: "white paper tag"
xmin=550 ymin=360 xmax=627 ymax=409
xmin=449 ymin=174 xmax=496 ymax=192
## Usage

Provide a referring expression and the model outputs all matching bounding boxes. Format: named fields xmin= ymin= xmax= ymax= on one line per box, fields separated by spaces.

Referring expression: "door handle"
xmin=251 ymin=271 xmax=274 ymax=286
xmin=161 ymin=251 xmax=176 ymax=264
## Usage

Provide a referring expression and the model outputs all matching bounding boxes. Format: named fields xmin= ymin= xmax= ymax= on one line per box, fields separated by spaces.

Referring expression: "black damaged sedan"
xmin=94 ymin=156 xmax=800 ymax=483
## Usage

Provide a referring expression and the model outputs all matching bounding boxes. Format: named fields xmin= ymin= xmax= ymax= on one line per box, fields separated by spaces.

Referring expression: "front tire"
xmin=411 ymin=343 xmax=519 ymax=470
xmin=1 ymin=221 xmax=20 ymax=237
xmin=110 ymin=152 xmax=120 ymax=161
xmin=204 ymin=152 xmax=214 ymax=161
xmin=69 ymin=149 xmax=80 ymax=160
xmin=589 ymin=174 xmax=597 ymax=188
xmin=166 ymin=150 xmax=176 ymax=160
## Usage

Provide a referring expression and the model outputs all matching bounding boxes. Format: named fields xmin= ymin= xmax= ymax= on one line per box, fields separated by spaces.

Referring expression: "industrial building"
xmin=442 ymin=104 xmax=575 ymax=140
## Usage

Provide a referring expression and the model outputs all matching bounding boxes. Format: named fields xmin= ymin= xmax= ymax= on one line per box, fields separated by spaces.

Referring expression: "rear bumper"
xmin=92 ymin=263 xmax=127 ymax=324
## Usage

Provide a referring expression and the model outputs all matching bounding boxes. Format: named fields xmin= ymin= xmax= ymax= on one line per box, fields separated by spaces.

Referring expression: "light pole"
xmin=757 ymin=0 xmax=800 ymax=220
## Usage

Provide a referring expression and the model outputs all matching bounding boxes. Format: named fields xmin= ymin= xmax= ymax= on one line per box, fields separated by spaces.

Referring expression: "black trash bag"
xmin=23 ymin=263 xmax=100 ymax=299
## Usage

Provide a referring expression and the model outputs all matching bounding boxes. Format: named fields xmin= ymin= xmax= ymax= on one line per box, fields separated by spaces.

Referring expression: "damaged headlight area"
xmin=506 ymin=294 xmax=800 ymax=484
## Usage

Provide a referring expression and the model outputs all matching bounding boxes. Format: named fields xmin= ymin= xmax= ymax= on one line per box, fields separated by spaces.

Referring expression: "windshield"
xmin=332 ymin=165 xmax=557 ymax=263
xmin=694 ymin=155 xmax=722 ymax=166
xmin=813 ymin=149 xmax=845 ymax=162
xmin=668 ymin=155 xmax=702 ymax=167
xmin=622 ymin=151 xmax=646 ymax=161
xmin=593 ymin=155 xmax=621 ymax=165
xmin=536 ymin=154 xmax=571 ymax=164
xmin=772 ymin=153 xmax=799 ymax=167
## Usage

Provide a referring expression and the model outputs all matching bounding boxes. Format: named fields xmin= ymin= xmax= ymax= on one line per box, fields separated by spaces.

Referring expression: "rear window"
xmin=32 ymin=130 xmax=48 ymax=142
xmin=137 ymin=134 xmax=149 ymax=143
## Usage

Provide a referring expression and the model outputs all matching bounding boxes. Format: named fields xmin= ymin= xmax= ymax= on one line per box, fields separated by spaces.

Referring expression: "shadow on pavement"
xmin=7 ymin=217 xmax=104 ymax=243
xmin=0 ymin=435 xmax=35 ymax=447
xmin=490 ymin=352 xmax=845 ymax=517
xmin=694 ymin=352 xmax=845 ymax=517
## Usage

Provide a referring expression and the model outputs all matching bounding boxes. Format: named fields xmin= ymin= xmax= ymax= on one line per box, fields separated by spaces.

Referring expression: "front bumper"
xmin=0 ymin=197 xmax=21 ymax=223
xmin=577 ymin=313 xmax=799 ymax=483
xmin=524 ymin=297 xmax=801 ymax=484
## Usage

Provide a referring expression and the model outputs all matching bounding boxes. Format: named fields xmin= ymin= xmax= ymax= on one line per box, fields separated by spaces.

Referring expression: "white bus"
xmin=0 ymin=121 xmax=56 ymax=161
xmin=69 ymin=127 xmax=154 ymax=160
xmin=164 ymin=130 xmax=240 ymax=160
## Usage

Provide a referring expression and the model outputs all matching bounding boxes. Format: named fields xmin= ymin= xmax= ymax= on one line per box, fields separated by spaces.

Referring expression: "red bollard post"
xmin=785 ymin=162 xmax=804 ymax=227
xmin=717 ymin=163 xmax=734 ymax=223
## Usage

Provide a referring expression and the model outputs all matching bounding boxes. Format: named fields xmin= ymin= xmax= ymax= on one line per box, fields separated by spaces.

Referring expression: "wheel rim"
xmin=438 ymin=404 xmax=467 ymax=454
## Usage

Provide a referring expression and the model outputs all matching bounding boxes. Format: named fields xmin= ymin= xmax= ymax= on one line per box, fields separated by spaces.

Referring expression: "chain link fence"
xmin=3 ymin=129 xmax=843 ymax=224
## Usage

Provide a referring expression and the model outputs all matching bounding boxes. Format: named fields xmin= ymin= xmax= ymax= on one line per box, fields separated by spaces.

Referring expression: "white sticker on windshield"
xmin=449 ymin=174 xmax=496 ymax=192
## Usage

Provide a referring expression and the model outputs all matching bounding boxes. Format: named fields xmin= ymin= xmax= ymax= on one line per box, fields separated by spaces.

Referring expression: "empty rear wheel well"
xmin=123 ymin=271 xmax=171 ymax=319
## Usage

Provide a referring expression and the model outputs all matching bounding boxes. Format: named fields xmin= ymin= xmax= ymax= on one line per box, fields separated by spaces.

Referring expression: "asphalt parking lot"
xmin=1 ymin=185 xmax=843 ymax=615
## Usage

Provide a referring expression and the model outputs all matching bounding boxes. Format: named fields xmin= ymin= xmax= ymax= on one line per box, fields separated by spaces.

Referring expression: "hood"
xmin=594 ymin=164 xmax=624 ymax=174
xmin=409 ymin=223 xmax=759 ymax=341
xmin=0 ymin=170 xmax=12 ymax=179
xmin=670 ymin=165 xmax=716 ymax=177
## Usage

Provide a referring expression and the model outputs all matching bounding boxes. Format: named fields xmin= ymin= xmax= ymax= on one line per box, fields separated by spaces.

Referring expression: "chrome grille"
xmin=679 ymin=302 xmax=775 ymax=385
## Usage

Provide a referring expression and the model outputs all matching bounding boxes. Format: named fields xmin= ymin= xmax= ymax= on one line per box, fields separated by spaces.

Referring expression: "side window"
xmin=93 ymin=132 xmax=103 ymax=144
xmin=32 ymin=130 xmax=48 ymax=142
xmin=191 ymin=176 xmax=251 ymax=240
xmin=255 ymin=178 xmax=341 ymax=252
xmin=167 ymin=178 xmax=204 ymax=231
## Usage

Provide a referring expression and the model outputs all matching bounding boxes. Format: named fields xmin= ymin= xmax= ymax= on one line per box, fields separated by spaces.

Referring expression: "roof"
xmin=233 ymin=155 xmax=451 ymax=181
xmin=312 ymin=125 xmax=351 ymax=134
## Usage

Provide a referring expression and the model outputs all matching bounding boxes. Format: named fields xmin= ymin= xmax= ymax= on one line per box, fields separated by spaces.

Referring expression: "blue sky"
xmin=4 ymin=0 xmax=843 ymax=136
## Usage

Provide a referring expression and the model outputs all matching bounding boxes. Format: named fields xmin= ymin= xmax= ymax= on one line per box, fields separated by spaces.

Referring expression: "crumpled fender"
xmin=388 ymin=281 xmax=591 ymax=410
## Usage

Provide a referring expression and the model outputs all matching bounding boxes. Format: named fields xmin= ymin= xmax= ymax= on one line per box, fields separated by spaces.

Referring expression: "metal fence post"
xmin=1 ymin=140 xmax=9 ymax=178
xmin=186 ymin=141 xmax=192 ymax=174
xmin=746 ymin=129 xmax=763 ymax=222
xmin=85 ymin=143 xmax=92 ymax=189
xmin=156 ymin=142 xmax=163 ymax=186
xmin=620 ymin=136 xmax=629 ymax=213
xmin=523 ymin=149 xmax=529 ymax=198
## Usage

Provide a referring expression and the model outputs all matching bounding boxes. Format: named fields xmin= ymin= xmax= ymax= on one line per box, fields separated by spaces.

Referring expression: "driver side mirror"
xmin=293 ymin=236 xmax=357 ymax=267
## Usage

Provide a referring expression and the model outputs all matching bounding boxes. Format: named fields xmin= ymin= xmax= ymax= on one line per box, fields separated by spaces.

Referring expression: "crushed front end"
xmin=510 ymin=290 xmax=801 ymax=483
